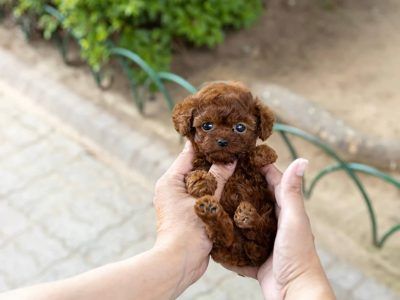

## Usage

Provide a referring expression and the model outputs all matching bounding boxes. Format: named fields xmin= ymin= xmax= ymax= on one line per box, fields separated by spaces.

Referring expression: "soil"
xmin=172 ymin=0 xmax=400 ymax=140
xmin=0 ymin=0 xmax=399 ymax=293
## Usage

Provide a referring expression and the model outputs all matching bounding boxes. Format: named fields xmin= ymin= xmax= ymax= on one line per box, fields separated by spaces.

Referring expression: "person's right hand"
xmin=224 ymin=159 xmax=335 ymax=300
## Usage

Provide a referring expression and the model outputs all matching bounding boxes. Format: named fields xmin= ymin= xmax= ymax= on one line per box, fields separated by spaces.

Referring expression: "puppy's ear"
xmin=255 ymin=100 xmax=275 ymax=140
xmin=172 ymin=95 xmax=196 ymax=137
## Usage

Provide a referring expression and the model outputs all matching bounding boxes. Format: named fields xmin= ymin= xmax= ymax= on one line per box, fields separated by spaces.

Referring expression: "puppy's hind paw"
xmin=234 ymin=201 xmax=259 ymax=229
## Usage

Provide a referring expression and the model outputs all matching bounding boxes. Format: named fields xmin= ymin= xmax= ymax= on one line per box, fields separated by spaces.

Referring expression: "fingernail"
xmin=295 ymin=159 xmax=308 ymax=177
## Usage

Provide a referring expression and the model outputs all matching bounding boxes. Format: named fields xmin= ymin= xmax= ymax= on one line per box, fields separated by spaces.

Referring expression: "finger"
xmin=279 ymin=158 xmax=308 ymax=213
xmin=221 ymin=263 xmax=258 ymax=279
xmin=260 ymin=164 xmax=283 ymax=218
xmin=209 ymin=161 xmax=237 ymax=199
xmin=260 ymin=164 xmax=282 ymax=192
xmin=166 ymin=141 xmax=194 ymax=178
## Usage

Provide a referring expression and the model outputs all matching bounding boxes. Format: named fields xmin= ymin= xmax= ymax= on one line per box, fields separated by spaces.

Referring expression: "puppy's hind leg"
xmin=194 ymin=195 xmax=234 ymax=247
xmin=234 ymin=201 xmax=276 ymax=246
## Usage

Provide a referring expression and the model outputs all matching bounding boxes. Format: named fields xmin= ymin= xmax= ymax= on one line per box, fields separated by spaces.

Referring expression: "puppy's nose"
xmin=217 ymin=139 xmax=229 ymax=148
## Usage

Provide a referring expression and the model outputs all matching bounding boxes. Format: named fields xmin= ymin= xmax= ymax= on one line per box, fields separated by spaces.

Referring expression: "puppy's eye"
xmin=201 ymin=122 xmax=214 ymax=131
xmin=234 ymin=123 xmax=246 ymax=133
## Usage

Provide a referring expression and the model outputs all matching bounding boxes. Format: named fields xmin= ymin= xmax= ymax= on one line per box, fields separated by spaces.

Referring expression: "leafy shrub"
xmin=9 ymin=0 xmax=263 ymax=72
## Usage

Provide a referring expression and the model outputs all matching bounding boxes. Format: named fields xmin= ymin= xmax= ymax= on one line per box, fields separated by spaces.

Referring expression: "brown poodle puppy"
xmin=172 ymin=81 xmax=278 ymax=267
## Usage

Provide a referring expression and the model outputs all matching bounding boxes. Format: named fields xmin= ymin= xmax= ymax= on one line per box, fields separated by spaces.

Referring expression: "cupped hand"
xmin=152 ymin=140 xmax=236 ymax=290
xmin=223 ymin=159 xmax=335 ymax=300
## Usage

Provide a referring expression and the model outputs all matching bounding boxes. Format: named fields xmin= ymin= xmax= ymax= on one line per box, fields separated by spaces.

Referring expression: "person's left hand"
xmin=153 ymin=140 xmax=236 ymax=289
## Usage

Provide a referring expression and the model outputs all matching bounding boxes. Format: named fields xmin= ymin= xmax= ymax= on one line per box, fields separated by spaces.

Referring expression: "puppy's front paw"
xmin=186 ymin=170 xmax=217 ymax=197
xmin=234 ymin=201 xmax=259 ymax=229
xmin=195 ymin=195 xmax=221 ymax=220
xmin=251 ymin=144 xmax=278 ymax=168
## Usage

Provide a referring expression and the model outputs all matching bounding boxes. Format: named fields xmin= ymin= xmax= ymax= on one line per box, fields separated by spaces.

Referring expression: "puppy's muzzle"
xmin=217 ymin=139 xmax=229 ymax=148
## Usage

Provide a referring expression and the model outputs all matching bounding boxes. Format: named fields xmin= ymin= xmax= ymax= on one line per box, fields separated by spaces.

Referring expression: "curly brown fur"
xmin=186 ymin=170 xmax=217 ymax=198
xmin=172 ymin=81 xmax=278 ymax=267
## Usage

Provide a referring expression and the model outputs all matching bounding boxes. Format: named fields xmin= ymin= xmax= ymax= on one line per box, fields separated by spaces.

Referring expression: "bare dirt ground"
xmin=0 ymin=0 xmax=399 ymax=293
xmin=173 ymin=0 xmax=400 ymax=140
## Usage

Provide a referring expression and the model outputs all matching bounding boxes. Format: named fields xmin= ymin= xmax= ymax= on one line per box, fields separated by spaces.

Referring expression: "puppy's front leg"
xmin=194 ymin=195 xmax=234 ymax=247
xmin=250 ymin=144 xmax=277 ymax=168
xmin=185 ymin=170 xmax=217 ymax=197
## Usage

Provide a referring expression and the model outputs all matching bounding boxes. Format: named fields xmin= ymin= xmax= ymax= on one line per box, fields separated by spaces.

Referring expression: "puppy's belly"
xmin=219 ymin=168 xmax=268 ymax=217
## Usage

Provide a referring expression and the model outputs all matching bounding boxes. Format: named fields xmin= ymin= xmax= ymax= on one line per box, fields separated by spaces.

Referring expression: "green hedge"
xmin=6 ymin=0 xmax=262 ymax=73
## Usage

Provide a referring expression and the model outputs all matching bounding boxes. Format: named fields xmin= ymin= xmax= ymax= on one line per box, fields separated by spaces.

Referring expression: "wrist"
xmin=151 ymin=234 xmax=210 ymax=298
xmin=283 ymin=261 xmax=335 ymax=300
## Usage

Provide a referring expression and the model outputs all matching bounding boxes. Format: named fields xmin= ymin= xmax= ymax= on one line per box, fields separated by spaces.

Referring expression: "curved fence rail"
xmin=273 ymin=124 xmax=400 ymax=248
xmin=13 ymin=5 xmax=400 ymax=249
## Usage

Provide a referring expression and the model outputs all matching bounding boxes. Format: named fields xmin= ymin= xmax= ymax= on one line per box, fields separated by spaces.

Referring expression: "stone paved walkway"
xmin=0 ymin=53 xmax=399 ymax=299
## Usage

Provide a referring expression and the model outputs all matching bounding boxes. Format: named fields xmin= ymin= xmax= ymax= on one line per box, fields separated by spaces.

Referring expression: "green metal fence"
xmin=13 ymin=5 xmax=400 ymax=249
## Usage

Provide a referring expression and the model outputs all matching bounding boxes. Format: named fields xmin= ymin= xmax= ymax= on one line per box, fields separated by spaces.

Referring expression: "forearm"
xmin=0 ymin=247 xmax=188 ymax=300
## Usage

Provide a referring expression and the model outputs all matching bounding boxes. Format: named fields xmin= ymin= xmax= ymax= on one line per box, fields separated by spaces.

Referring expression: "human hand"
xmin=152 ymin=140 xmax=236 ymax=297
xmin=224 ymin=159 xmax=335 ymax=300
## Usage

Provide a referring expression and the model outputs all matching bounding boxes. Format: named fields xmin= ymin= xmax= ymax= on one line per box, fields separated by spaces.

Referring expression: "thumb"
xmin=209 ymin=161 xmax=237 ymax=200
xmin=279 ymin=158 xmax=308 ymax=212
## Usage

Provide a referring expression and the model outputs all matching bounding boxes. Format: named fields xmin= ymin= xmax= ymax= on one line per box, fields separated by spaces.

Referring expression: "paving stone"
xmin=0 ymin=275 xmax=9 ymax=293
xmin=17 ymin=113 xmax=52 ymax=136
xmin=0 ymin=169 xmax=28 ymax=196
xmin=194 ymin=286 xmax=230 ymax=300
xmin=58 ymin=154 xmax=117 ymax=188
xmin=0 ymin=203 xmax=29 ymax=237
xmin=48 ymin=135 xmax=85 ymax=157
xmin=326 ymin=260 xmax=364 ymax=291
xmin=112 ymin=130 xmax=150 ymax=163
xmin=84 ymin=186 xmax=144 ymax=218
xmin=0 ymin=242 xmax=38 ymax=286
xmin=13 ymin=227 xmax=69 ymax=268
xmin=90 ymin=111 xmax=118 ymax=132
xmin=1 ymin=122 xmax=39 ymax=147
xmin=217 ymin=275 xmax=263 ymax=300
xmin=0 ymin=142 xmax=16 ymax=159
xmin=180 ymin=277 xmax=214 ymax=300
xmin=202 ymin=260 xmax=233 ymax=284
xmin=119 ymin=235 xmax=156 ymax=259
xmin=133 ymin=142 xmax=172 ymax=179
xmin=352 ymin=278 xmax=399 ymax=300
xmin=317 ymin=246 xmax=336 ymax=269
xmin=40 ymin=203 xmax=115 ymax=250
xmin=5 ymin=174 xmax=66 ymax=217
xmin=82 ymin=215 xmax=148 ymax=266
xmin=34 ymin=254 xmax=93 ymax=284
xmin=67 ymin=195 xmax=120 ymax=228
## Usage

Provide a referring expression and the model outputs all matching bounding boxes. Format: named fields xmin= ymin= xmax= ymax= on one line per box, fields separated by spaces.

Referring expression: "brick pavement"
xmin=0 ymin=48 xmax=399 ymax=299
